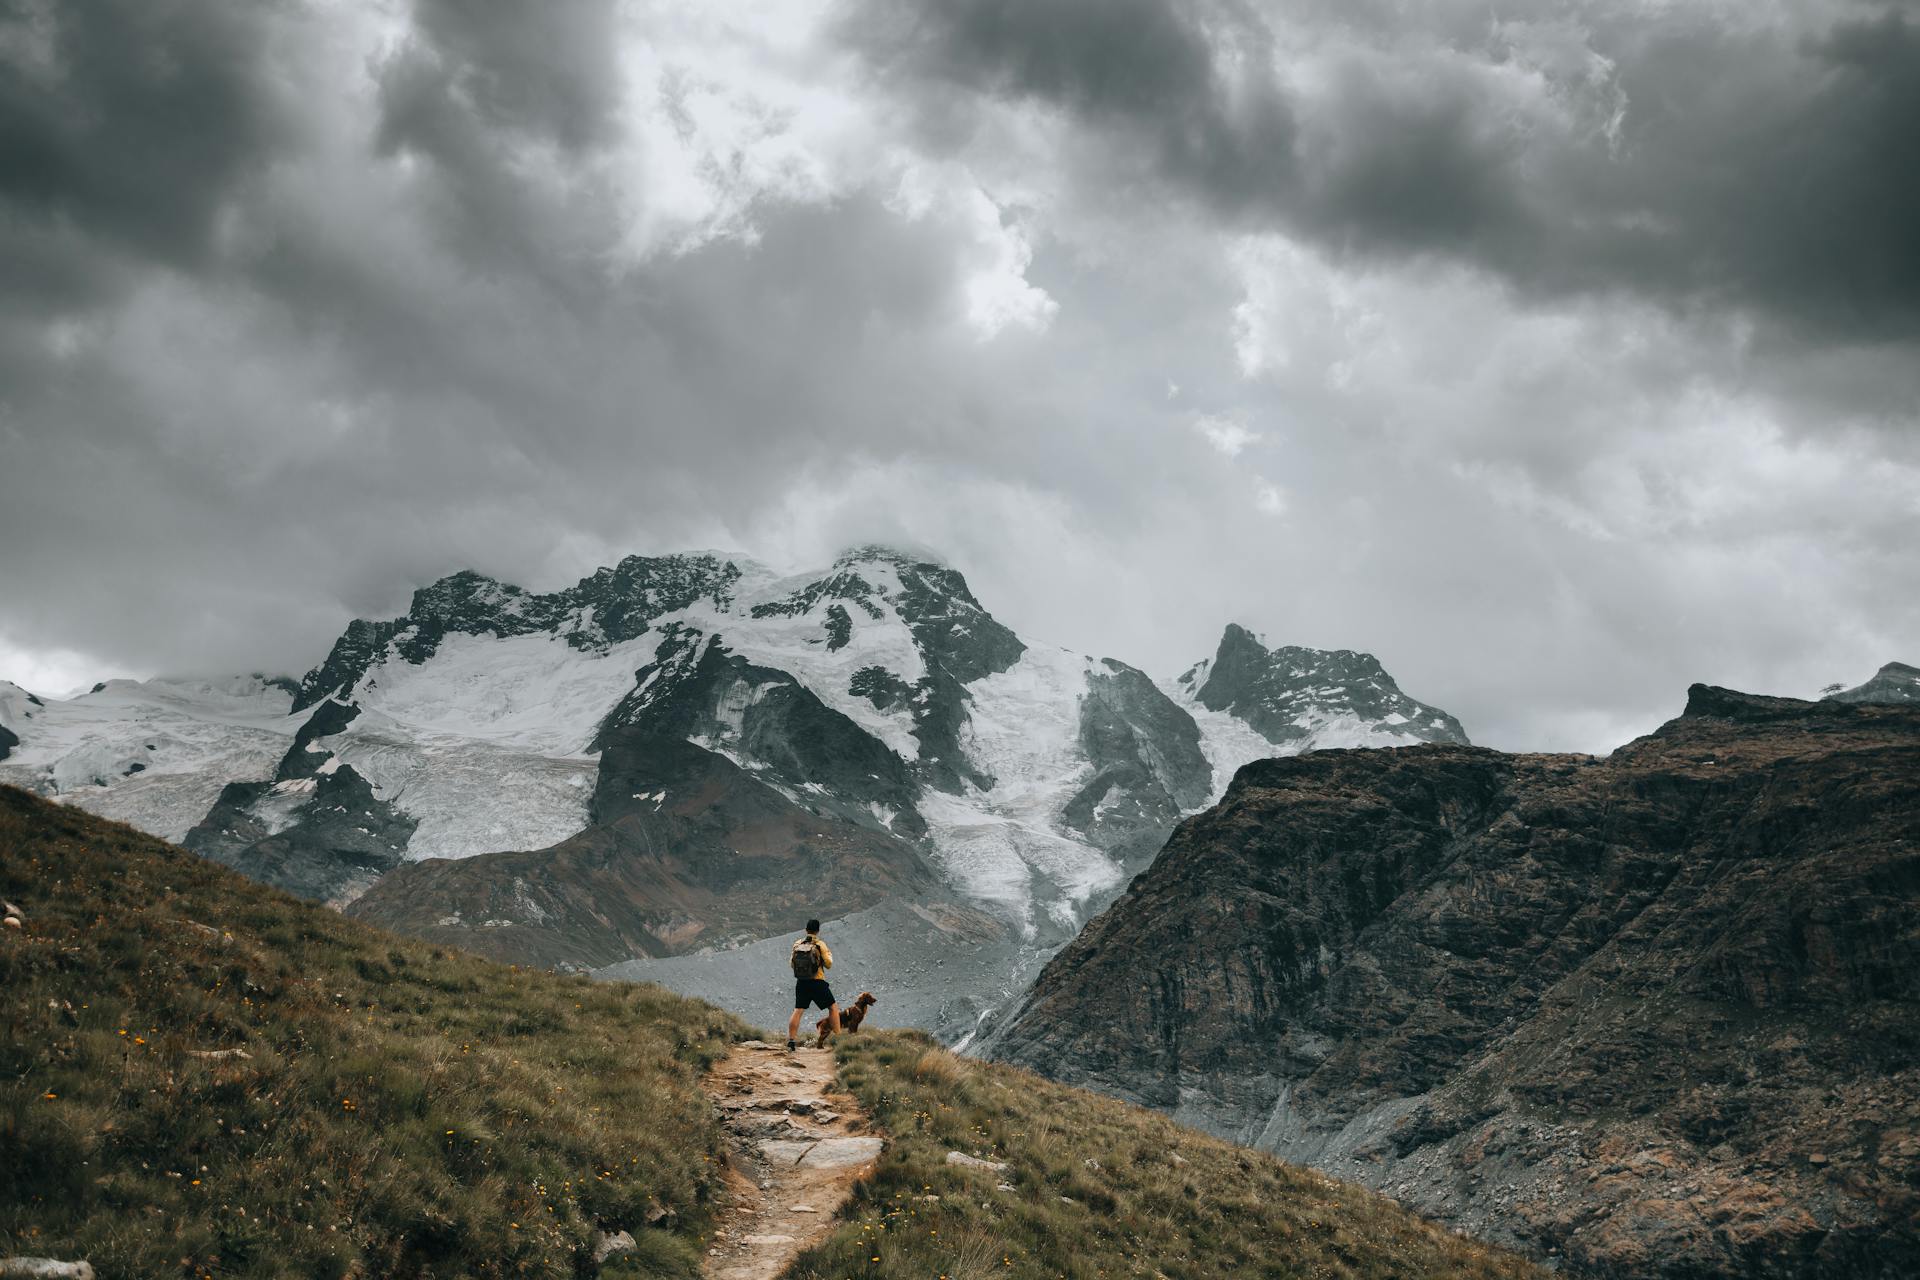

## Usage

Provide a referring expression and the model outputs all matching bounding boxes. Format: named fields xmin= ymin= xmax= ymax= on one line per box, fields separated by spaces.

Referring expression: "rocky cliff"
xmin=988 ymin=686 xmax=1920 ymax=1277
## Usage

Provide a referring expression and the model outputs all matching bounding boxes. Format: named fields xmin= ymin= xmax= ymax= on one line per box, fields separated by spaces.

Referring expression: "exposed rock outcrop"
xmin=183 ymin=699 xmax=414 ymax=906
xmin=292 ymin=553 xmax=746 ymax=710
xmin=989 ymin=686 xmax=1920 ymax=1277
xmin=346 ymin=734 xmax=939 ymax=968
xmin=1064 ymin=658 xmax=1211 ymax=863
xmin=1178 ymin=622 xmax=1468 ymax=748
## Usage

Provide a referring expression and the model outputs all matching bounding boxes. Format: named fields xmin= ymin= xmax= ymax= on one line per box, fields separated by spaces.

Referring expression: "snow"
xmin=0 ymin=675 xmax=301 ymax=842
xmin=915 ymin=789 xmax=1124 ymax=936
xmin=668 ymin=567 xmax=929 ymax=758
xmin=1166 ymin=687 xmax=1286 ymax=804
xmin=1159 ymin=676 xmax=1427 ymax=805
xmin=295 ymin=628 xmax=668 ymax=858
xmin=318 ymin=707 xmax=608 ymax=859
xmin=349 ymin=630 xmax=659 ymax=755
xmin=916 ymin=645 xmax=1126 ymax=935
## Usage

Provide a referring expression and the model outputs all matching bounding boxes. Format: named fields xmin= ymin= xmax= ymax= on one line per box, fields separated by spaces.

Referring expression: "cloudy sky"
xmin=2 ymin=0 xmax=1915 ymax=750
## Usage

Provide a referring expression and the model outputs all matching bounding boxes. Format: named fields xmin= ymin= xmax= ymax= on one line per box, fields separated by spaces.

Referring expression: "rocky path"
xmin=701 ymin=1040 xmax=884 ymax=1280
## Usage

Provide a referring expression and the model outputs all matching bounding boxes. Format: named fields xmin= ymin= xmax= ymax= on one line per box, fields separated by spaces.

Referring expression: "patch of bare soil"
xmin=701 ymin=1040 xmax=884 ymax=1280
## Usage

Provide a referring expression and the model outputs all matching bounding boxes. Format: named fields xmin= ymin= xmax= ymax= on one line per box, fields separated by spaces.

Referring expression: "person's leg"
xmin=827 ymin=1002 xmax=842 ymax=1035
xmin=787 ymin=1007 xmax=803 ymax=1044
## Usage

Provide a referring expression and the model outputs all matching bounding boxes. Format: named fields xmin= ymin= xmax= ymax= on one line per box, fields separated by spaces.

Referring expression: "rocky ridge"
xmin=987 ymin=686 xmax=1920 ymax=1277
xmin=1167 ymin=622 xmax=1469 ymax=801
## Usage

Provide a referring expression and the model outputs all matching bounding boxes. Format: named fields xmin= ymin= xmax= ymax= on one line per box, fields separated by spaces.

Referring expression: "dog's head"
xmin=855 ymin=992 xmax=877 ymax=1008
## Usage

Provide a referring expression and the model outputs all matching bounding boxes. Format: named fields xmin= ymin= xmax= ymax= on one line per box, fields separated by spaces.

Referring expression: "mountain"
xmin=0 ymin=784 xmax=1540 ymax=1280
xmin=1825 ymin=661 xmax=1920 ymax=705
xmin=345 ymin=734 xmax=942 ymax=969
xmin=1166 ymin=622 xmax=1469 ymax=801
xmin=1 ymin=547 xmax=1467 ymax=1037
xmin=0 ymin=675 xmax=300 ymax=841
xmin=985 ymin=686 xmax=1920 ymax=1277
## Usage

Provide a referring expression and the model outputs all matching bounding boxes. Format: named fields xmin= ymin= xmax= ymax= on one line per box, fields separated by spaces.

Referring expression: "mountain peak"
xmin=834 ymin=543 xmax=948 ymax=571
xmin=1822 ymin=660 xmax=1920 ymax=705
xmin=1175 ymin=623 xmax=1467 ymax=755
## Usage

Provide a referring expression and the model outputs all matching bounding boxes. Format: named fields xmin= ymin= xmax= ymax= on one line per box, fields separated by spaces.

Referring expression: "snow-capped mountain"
xmin=1 ymin=547 xmax=1470 ymax=1037
xmin=0 ymin=675 xmax=301 ymax=841
xmin=1167 ymin=622 xmax=1470 ymax=800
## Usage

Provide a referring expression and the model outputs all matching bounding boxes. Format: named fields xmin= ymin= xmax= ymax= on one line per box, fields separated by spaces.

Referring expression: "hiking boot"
xmin=787 ymin=1039 xmax=798 ymax=1053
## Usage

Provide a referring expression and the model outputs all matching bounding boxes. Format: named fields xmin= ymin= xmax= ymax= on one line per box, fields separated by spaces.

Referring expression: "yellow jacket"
xmin=793 ymin=933 xmax=832 ymax=971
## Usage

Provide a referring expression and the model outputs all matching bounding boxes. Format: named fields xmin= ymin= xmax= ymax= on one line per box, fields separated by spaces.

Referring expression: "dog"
xmin=817 ymin=991 xmax=876 ymax=1046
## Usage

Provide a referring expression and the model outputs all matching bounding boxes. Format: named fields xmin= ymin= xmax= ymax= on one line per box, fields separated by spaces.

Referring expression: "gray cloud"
xmin=0 ymin=0 xmax=284 ymax=275
xmin=841 ymin=0 xmax=1920 ymax=341
xmin=0 ymin=0 xmax=1914 ymax=753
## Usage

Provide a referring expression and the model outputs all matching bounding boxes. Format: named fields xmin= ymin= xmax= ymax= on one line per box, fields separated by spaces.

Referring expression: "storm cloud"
xmin=845 ymin=0 xmax=1920 ymax=340
xmin=1 ymin=0 xmax=1915 ymax=751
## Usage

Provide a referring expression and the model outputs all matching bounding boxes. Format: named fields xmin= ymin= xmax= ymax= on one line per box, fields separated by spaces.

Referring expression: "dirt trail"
xmin=700 ymin=1039 xmax=884 ymax=1280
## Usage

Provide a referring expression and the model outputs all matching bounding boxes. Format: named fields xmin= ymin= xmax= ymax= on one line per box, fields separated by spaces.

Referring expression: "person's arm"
xmin=818 ymin=940 xmax=833 ymax=970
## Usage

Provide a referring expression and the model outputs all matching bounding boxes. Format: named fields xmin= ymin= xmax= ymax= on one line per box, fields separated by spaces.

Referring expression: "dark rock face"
xmin=849 ymin=665 xmax=914 ymax=712
xmin=346 ymin=735 xmax=939 ymax=968
xmin=1063 ymin=659 xmax=1211 ymax=864
xmin=0 ymin=722 xmax=16 ymax=763
xmin=1825 ymin=661 xmax=1920 ymax=706
xmin=989 ymin=687 xmax=1920 ymax=1278
xmin=1181 ymin=622 xmax=1468 ymax=746
xmin=294 ymin=618 xmax=402 ymax=713
xmin=823 ymin=603 xmax=853 ymax=651
xmin=184 ymin=765 xmax=414 ymax=907
xmin=293 ymin=553 xmax=745 ymax=710
xmin=183 ymin=698 xmax=416 ymax=904
xmin=752 ymin=547 xmax=1026 ymax=792
xmin=597 ymin=627 xmax=924 ymax=836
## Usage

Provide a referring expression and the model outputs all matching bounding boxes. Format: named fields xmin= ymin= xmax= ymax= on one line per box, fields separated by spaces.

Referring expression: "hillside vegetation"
xmin=2 ymin=783 xmax=1540 ymax=1280
xmin=792 ymin=1032 xmax=1542 ymax=1280
xmin=0 ymin=785 xmax=748 ymax=1279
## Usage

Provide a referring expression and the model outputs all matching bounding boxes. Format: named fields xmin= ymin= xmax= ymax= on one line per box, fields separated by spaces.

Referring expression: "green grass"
xmin=0 ymin=785 xmax=751 ymax=1279
xmin=0 ymin=782 xmax=1544 ymax=1280
xmin=791 ymin=1034 xmax=1544 ymax=1280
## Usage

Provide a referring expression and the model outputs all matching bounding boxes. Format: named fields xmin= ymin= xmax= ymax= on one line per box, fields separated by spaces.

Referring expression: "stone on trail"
xmin=756 ymin=1136 xmax=885 ymax=1169
xmin=803 ymin=1136 xmax=884 ymax=1168
xmin=757 ymin=1138 xmax=811 ymax=1165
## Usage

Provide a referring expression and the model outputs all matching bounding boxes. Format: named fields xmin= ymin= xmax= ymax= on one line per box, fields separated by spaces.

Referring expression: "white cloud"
xmin=1192 ymin=414 xmax=1262 ymax=457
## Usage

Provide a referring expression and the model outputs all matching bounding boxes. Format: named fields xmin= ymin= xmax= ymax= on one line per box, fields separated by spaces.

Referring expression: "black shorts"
xmin=794 ymin=977 xmax=835 ymax=1011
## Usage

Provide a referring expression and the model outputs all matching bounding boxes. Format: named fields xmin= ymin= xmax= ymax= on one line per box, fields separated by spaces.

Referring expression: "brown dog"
xmin=817 ymin=991 xmax=876 ymax=1046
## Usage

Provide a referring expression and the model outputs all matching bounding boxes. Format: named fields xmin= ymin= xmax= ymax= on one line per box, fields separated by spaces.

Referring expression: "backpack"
xmin=791 ymin=938 xmax=822 ymax=980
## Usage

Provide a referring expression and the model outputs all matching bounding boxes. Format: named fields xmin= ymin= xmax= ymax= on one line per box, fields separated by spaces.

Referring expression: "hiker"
xmin=787 ymin=918 xmax=839 ymax=1052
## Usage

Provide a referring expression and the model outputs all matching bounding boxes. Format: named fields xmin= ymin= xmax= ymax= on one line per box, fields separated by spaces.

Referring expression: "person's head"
xmin=806 ymin=918 xmax=820 ymax=935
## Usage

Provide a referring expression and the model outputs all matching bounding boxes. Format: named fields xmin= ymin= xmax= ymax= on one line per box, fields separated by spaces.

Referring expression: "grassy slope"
xmin=0 ymin=785 xmax=750 ymax=1280
xmin=795 ymin=1033 xmax=1544 ymax=1280
xmin=3 ymin=783 xmax=1538 ymax=1280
